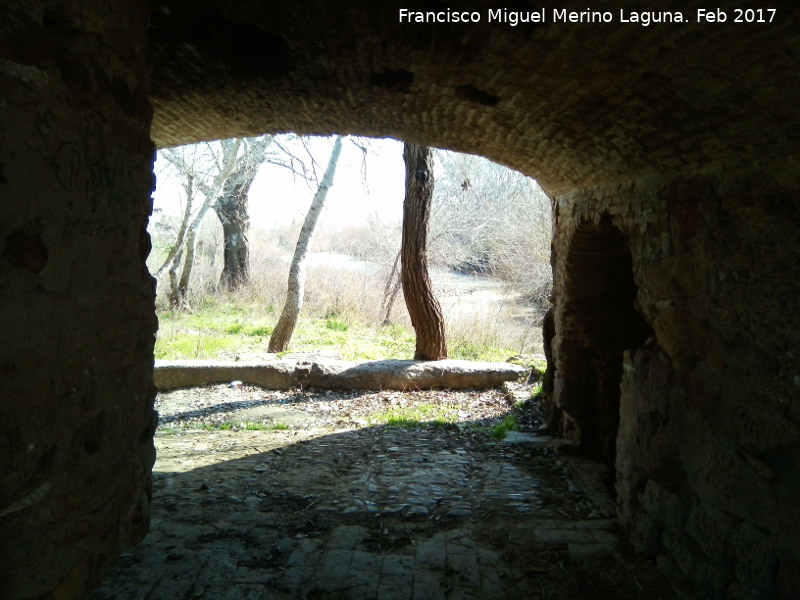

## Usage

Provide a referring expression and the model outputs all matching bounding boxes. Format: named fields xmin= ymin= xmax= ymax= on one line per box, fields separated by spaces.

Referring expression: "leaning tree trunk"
xmin=214 ymin=181 xmax=251 ymax=290
xmin=175 ymin=226 xmax=197 ymax=306
xmin=167 ymin=245 xmax=184 ymax=307
xmin=167 ymin=174 xmax=198 ymax=308
xmin=380 ymin=250 xmax=403 ymax=325
xmin=401 ymin=143 xmax=447 ymax=360
xmin=269 ymin=135 xmax=344 ymax=353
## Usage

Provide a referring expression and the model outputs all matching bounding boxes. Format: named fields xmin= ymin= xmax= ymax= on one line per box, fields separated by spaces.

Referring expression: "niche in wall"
xmin=557 ymin=213 xmax=655 ymax=464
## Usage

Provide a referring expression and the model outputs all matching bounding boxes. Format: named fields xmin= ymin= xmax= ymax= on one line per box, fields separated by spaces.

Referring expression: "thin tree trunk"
xmin=401 ymin=143 xmax=447 ymax=360
xmin=268 ymin=135 xmax=344 ymax=353
xmin=177 ymin=226 xmax=197 ymax=304
xmin=167 ymin=246 xmax=184 ymax=307
xmin=161 ymin=175 xmax=195 ymax=287
xmin=379 ymin=250 xmax=405 ymax=325
xmin=379 ymin=250 xmax=401 ymax=324
xmin=381 ymin=275 xmax=403 ymax=326
xmin=382 ymin=251 xmax=400 ymax=303
xmin=168 ymin=175 xmax=196 ymax=308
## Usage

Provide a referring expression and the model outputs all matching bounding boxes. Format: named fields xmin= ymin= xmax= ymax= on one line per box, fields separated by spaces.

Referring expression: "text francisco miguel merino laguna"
xmin=398 ymin=7 xmax=741 ymax=27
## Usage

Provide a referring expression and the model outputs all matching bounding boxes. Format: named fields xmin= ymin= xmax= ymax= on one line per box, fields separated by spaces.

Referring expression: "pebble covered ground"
xmin=89 ymin=383 xmax=702 ymax=600
xmin=154 ymin=383 xmax=538 ymax=431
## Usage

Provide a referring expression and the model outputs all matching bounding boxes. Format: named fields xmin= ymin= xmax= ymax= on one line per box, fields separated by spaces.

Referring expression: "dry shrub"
xmin=150 ymin=216 xmax=544 ymax=356
xmin=151 ymin=223 xmax=394 ymax=324
xmin=444 ymin=307 xmax=544 ymax=357
xmin=149 ymin=146 xmax=551 ymax=358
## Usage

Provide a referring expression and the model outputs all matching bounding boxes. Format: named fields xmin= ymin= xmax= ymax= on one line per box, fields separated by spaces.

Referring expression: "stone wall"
xmin=548 ymin=165 xmax=800 ymax=598
xmin=0 ymin=2 xmax=156 ymax=598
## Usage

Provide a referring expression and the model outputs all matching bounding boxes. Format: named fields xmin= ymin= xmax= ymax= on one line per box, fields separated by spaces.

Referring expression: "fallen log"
xmin=154 ymin=359 xmax=527 ymax=391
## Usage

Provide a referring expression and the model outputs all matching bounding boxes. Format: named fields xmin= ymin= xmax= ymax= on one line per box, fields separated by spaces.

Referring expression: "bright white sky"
xmin=152 ymin=136 xmax=408 ymax=231
xmin=253 ymin=136 xmax=406 ymax=229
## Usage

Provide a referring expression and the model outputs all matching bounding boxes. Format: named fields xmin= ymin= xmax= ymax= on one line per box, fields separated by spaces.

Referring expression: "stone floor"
xmin=88 ymin=385 xmax=701 ymax=600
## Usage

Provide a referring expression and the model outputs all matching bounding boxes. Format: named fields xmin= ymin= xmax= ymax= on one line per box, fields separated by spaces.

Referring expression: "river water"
xmin=304 ymin=252 xmax=543 ymax=352
xmin=304 ymin=252 xmax=513 ymax=309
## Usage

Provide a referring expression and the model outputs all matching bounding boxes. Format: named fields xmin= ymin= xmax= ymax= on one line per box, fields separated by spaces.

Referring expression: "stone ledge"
xmin=154 ymin=359 xmax=528 ymax=391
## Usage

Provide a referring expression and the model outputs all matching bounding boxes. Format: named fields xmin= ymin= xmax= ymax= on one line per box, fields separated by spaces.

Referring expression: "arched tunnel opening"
xmin=89 ymin=140 xmax=661 ymax=599
xmin=75 ymin=137 xmax=690 ymax=600
xmin=554 ymin=214 xmax=655 ymax=467
xmin=85 ymin=156 xmax=684 ymax=599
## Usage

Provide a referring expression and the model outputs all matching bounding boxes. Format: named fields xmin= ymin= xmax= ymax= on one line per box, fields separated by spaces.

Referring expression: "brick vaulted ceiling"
xmin=148 ymin=1 xmax=800 ymax=196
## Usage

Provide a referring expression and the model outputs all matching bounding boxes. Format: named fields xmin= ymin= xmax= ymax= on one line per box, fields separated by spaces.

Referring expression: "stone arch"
xmin=553 ymin=213 xmax=654 ymax=463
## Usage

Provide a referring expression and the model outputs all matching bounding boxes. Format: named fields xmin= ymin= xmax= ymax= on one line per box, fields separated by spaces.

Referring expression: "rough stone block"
xmin=328 ymin=525 xmax=367 ymax=550
xmin=684 ymin=500 xmax=735 ymax=561
xmin=380 ymin=554 xmax=415 ymax=587
xmin=534 ymin=528 xmax=594 ymax=544
xmin=319 ymin=549 xmax=355 ymax=580
xmin=727 ymin=523 xmax=777 ymax=593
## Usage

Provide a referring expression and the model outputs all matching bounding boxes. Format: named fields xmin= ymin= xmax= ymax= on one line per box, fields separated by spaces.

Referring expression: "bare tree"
xmin=401 ymin=142 xmax=447 ymax=360
xmin=430 ymin=150 xmax=552 ymax=309
xmin=212 ymin=137 xmax=273 ymax=289
xmin=156 ymin=135 xmax=315 ymax=298
xmin=156 ymin=139 xmax=242 ymax=280
xmin=268 ymin=135 xmax=345 ymax=353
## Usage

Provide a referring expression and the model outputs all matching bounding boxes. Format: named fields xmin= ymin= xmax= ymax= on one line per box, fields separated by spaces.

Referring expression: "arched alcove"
xmin=554 ymin=214 xmax=654 ymax=463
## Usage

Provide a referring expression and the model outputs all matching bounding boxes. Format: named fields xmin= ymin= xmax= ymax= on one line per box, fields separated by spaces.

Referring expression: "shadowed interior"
xmin=555 ymin=214 xmax=655 ymax=463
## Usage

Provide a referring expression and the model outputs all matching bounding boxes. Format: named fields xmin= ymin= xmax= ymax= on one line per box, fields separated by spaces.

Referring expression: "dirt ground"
xmin=89 ymin=382 xmax=703 ymax=600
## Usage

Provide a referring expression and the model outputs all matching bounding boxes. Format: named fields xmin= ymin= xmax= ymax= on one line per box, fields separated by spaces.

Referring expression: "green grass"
xmin=248 ymin=326 xmax=273 ymax=337
xmin=155 ymin=297 xmax=513 ymax=362
xmin=193 ymin=421 xmax=289 ymax=431
xmin=157 ymin=427 xmax=180 ymax=436
xmin=491 ymin=414 xmax=520 ymax=439
xmin=155 ymin=332 xmax=239 ymax=360
xmin=155 ymin=299 xmax=417 ymax=360
xmin=156 ymin=299 xmax=276 ymax=359
xmin=367 ymin=403 xmax=462 ymax=429
xmin=226 ymin=323 xmax=244 ymax=335
xmin=266 ymin=422 xmax=289 ymax=430
xmin=449 ymin=339 xmax=516 ymax=362
xmin=324 ymin=318 xmax=349 ymax=332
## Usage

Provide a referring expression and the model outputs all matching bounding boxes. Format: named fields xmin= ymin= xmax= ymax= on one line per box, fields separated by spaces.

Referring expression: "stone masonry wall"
xmin=0 ymin=2 xmax=156 ymax=598
xmin=549 ymin=165 xmax=800 ymax=599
